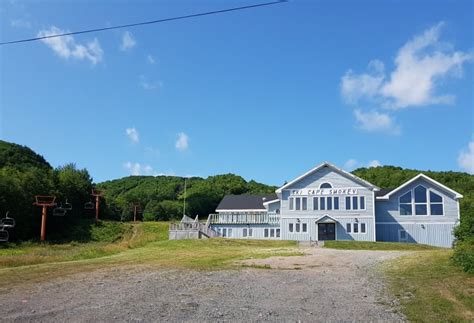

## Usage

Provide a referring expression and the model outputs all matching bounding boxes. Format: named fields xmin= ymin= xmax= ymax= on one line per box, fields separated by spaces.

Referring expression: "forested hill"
xmin=0 ymin=140 xmax=51 ymax=170
xmin=97 ymin=175 xmax=277 ymax=221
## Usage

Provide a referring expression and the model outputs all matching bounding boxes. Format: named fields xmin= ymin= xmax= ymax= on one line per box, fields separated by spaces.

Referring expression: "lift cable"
xmin=0 ymin=0 xmax=288 ymax=46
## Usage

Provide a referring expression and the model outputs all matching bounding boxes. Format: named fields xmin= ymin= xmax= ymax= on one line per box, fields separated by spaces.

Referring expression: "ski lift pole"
xmin=91 ymin=189 xmax=104 ymax=222
xmin=40 ymin=205 xmax=47 ymax=241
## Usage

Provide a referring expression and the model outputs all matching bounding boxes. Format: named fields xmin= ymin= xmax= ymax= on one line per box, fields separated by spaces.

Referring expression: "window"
xmin=320 ymin=197 xmax=326 ymax=210
xmin=430 ymin=191 xmax=443 ymax=215
xmin=302 ymin=223 xmax=307 ymax=232
xmin=361 ymin=223 xmax=366 ymax=233
xmin=264 ymin=228 xmax=269 ymax=238
xmin=334 ymin=197 xmax=339 ymax=210
xmin=345 ymin=196 xmax=351 ymax=210
xmin=243 ymin=228 xmax=247 ymax=237
xmin=270 ymin=229 xmax=275 ymax=238
xmin=313 ymin=197 xmax=319 ymax=210
xmin=320 ymin=182 xmax=332 ymax=188
xmin=289 ymin=223 xmax=294 ymax=232
xmin=222 ymin=228 xmax=227 ymax=237
xmin=289 ymin=198 xmax=294 ymax=210
xmin=346 ymin=223 xmax=351 ymax=233
xmin=399 ymin=191 xmax=412 ymax=215
xmin=228 ymin=229 xmax=232 ymax=237
xmin=327 ymin=197 xmax=332 ymax=210
xmin=399 ymin=187 xmax=444 ymax=216
xmin=360 ymin=196 xmax=365 ymax=210
xmin=248 ymin=228 xmax=253 ymax=237
xmin=399 ymin=230 xmax=407 ymax=242
xmin=276 ymin=229 xmax=280 ymax=238
xmin=353 ymin=223 xmax=359 ymax=233
xmin=295 ymin=223 xmax=300 ymax=232
xmin=302 ymin=197 xmax=307 ymax=210
xmin=295 ymin=198 xmax=301 ymax=210
xmin=352 ymin=196 xmax=358 ymax=210
xmin=414 ymin=186 xmax=427 ymax=215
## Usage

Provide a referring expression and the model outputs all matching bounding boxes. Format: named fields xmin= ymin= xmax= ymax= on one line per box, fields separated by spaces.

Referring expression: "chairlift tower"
xmin=33 ymin=195 xmax=56 ymax=241
xmin=91 ymin=189 xmax=104 ymax=221
xmin=132 ymin=202 xmax=141 ymax=222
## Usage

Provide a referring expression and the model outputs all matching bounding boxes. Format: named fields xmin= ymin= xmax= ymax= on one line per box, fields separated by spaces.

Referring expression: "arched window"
xmin=414 ymin=185 xmax=427 ymax=215
xmin=319 ymin=182 xmax=332 ymax=189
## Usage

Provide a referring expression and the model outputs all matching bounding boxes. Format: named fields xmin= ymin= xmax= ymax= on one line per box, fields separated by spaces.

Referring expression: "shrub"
xmin=452 ymin=237 xmax=474 ymax=273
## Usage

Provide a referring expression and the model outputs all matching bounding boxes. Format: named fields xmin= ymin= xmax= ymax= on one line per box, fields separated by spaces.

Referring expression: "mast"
xmin=183 ymin=177 xmax=187 ymax=216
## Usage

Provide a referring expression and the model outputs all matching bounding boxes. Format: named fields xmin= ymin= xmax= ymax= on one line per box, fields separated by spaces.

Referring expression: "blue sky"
xmin=1 ymin=0 xmax=473 ymax=185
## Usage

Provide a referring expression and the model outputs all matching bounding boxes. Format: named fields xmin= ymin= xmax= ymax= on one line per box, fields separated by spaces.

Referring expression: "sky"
xmin=1 ymin=0 xmax=473 ymax=185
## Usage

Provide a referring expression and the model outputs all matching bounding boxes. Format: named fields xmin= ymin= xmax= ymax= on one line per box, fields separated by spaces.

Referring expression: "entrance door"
xmin=318 ymin=223 xmax=335 ymax=241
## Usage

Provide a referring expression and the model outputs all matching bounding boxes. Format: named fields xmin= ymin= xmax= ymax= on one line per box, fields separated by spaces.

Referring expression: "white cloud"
xmin=147 ymin=55 xmax=155 ymax=64
xmin=175 ymin=132 xmax=189 ymax=151
xmin=368 ymin=160 xmax=382 ymax=168
xmin=120 ymin=31 xmax=136 ymax=51
xmin=354 ymin=109 xmax=400 ymax=135
xmin=139 ymin=75 xmax=162 ymax=91
xmin=124 ymin=162 xmax=159 ymax=176
xmin=342 ymin=23 xmax=472 ymax=109
xmin=458 ymin=140 xmax=474 ymax=174
xmin=11 ymin=18 xmax=31 ymax=28
xmin=37 ymin=26 xmax=103 ymax=64
xmin=125 ymin=127 xmax=139 ymax=144
xmin=344 ymin=159 xmax=358 ymax=170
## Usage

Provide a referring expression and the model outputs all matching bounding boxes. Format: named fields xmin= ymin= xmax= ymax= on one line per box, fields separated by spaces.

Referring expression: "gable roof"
xmin=275 ymin=162 xmax=379 ymax=193
xmin=216 ymin=194 xmax=278 ymax=211
xmin=376 ymin=173 xmax=463 ymax=200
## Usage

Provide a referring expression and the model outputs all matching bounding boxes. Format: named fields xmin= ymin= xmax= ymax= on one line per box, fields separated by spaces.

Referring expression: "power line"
xmin=0 ymin=0 xmax=287 ymax=46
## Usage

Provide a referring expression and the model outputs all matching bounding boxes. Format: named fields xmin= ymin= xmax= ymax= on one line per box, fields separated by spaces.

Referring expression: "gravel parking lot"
xmin=0 ymin=248 xmax=406 ymax=322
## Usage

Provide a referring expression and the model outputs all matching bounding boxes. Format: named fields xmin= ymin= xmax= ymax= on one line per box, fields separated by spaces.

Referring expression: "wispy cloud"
xmin=125 ymin=127 xmax=139 ymax=144
xmin=458 ymin=139 xmax=474 ymax=174
xmin=147 ymin=55 xmax=155 ymax=64
xmin=139 ymin=75 xmax=162 ymax=91
xmin=354 ymin=110 xmax=400 ymax=135
xmin=145 ymin=146 xmax=160 ymax=158
xmin=341 ymin=22 xmax=472 ymax=134
xmin=124 ymin=162 xmax=157 ymax=176
xmin=120 ymin=31 xmax=136 ymax=51
xmin=344 ymin=159 xmax=383 ymax=170
xmin=175 ymin=132 xmax=189 ymax=151
xmin=37 ymin=26 xmax=103 ymax=64
xmin=11 ymin=18 xmax=31 ymax=28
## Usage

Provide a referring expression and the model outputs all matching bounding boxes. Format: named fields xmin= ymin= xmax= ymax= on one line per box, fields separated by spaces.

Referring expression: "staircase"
xmin=169 ymin=215 xmax=220 ymax=240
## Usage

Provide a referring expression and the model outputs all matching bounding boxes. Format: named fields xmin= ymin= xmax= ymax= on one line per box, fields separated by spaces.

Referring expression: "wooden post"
xmin=40 ymin=205 xmax=47 ymax=241
xmin=95 ymin=195 xmax=100 ymax=221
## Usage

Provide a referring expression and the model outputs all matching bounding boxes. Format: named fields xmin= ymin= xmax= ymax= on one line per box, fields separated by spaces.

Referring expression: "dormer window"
xmin=320 ymin=182 xmax=332 ymax=189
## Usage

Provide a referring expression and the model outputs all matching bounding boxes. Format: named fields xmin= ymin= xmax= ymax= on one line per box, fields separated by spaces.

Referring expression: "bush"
xmin=452 ymin=237 xmax=474 ymax=273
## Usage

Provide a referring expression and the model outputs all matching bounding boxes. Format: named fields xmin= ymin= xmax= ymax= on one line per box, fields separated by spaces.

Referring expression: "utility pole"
xmin=132 ymin=202 xmax=141 ymax=222
xmin=183 ymin=178 xmax=187 ymax=216
xmin=91 ymin=189 xmax=104 ymax=221
xmin=33 ymin=196 xmax=56 ymax=241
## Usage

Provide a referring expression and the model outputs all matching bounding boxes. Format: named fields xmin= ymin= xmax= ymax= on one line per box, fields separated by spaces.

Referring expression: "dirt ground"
xmin=0 ymin=248 xmax=407 ymax=322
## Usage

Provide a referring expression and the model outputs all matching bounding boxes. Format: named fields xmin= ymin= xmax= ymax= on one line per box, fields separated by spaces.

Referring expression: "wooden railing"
xmin=208 ymin=212 xmax=280 ymax=225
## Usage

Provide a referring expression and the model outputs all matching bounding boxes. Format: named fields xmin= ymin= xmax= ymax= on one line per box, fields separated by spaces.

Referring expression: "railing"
xmin=208 ymin=212 xmax=280 ymax=225
xmin=169 ymin=221 xmax=220 ymax=238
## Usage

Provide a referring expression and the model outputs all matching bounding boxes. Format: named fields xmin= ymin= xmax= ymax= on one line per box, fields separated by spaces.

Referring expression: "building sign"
xmin=289 ymin=188 xmax=358 ymax=196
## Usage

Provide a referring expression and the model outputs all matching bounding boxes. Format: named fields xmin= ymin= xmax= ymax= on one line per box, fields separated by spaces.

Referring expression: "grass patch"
xmin=324 ymin=240 xmax=439 ymax=251
xmin=384 ymin=250 xmax=474 ymax=322
xmin=0 ymin=222 xmax=299 ymax=290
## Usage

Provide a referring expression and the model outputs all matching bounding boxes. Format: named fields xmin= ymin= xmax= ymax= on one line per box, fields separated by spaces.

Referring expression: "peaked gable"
xmin=276 ymin=162 xmax=379 ymax=193
xmin=376 ymin=173 xmax=463 ymax=200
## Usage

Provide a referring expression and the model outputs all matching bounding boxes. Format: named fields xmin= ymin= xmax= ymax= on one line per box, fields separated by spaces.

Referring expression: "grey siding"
xmin=375 ymin=177 xmax=459 ymax=224
xmin=267 ymin=201 xmax=281 ymax=213
xmin=211 ymin=224 xmax=280 ymax=239
xmin=280 ymin=217 xmax=375 ymax=241
xmin=376 ymin=223 xmax=456 ymax=248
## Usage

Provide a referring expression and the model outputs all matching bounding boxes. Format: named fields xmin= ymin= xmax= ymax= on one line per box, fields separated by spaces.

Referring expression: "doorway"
xmin=318 ymin=223 xmax=335 ymax=241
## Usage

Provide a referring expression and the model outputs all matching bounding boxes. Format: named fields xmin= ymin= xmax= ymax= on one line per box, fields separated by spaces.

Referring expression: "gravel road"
xmin=0 ymin=248 xmax=406 ymax=322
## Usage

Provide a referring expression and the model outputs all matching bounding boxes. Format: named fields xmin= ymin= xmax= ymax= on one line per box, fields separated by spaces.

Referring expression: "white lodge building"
xmin=208 ymin=162 xmax=462 ymax=248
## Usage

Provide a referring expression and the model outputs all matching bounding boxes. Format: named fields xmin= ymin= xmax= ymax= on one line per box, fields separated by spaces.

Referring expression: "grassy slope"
xmin=0 ymin=221 xmax=299 ymax=290
xmin=384 ymin=250 xmax=474 ymax=322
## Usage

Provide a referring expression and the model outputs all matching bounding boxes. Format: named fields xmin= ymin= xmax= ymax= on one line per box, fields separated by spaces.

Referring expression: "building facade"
xmin=209 ymin=162 xmax=462 ymax=248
